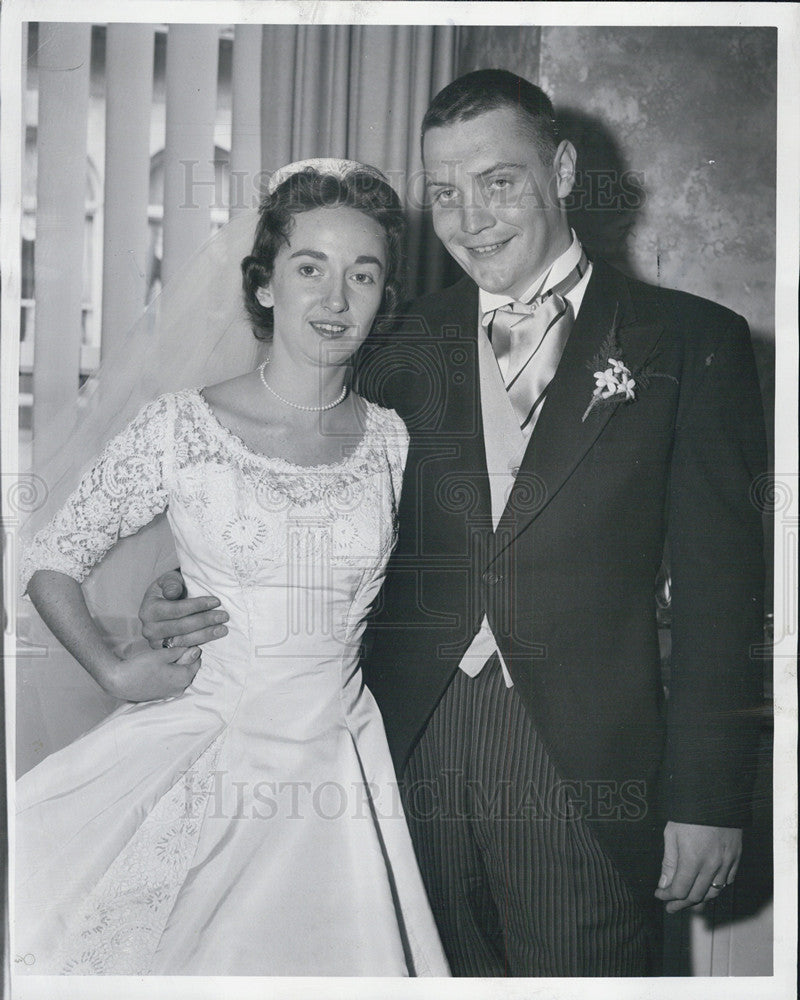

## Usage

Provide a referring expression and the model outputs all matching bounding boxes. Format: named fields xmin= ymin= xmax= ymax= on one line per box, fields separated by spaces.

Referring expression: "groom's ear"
xmin=553 ymin=140 xmax=577 ymax=200
xmin=255 ymin=285 xmax=274 ymax=309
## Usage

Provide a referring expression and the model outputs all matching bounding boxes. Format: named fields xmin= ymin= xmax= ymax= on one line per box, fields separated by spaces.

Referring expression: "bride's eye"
xmin=351 ymin=272 xmax=376 ymax=285
xmin=298 ymin=264 xmax=320 ymax=277
xmin=434 ymin=187 xmax=458 ymax=205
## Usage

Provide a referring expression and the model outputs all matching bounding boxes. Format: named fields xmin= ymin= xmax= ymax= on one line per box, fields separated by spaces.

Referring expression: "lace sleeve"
xmin=20 ymin=395 xmax=173 ymax=593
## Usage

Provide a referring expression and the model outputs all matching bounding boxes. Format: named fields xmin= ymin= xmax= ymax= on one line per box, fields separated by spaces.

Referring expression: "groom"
xmin=140 ymin=70 xmax=766 ymax=975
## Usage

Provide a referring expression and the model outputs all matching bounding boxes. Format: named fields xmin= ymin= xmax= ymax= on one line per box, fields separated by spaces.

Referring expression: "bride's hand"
xmin=103 ymin=645 xmax=202 ymax=702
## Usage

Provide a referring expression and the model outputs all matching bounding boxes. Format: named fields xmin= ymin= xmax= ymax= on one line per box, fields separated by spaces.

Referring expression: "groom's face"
xmin=423 ymin=107 xmax=575 ymax=299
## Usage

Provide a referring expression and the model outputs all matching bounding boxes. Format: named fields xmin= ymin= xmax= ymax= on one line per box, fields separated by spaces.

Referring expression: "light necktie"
xmin=487 ymin=250 xmax=588 ymax=431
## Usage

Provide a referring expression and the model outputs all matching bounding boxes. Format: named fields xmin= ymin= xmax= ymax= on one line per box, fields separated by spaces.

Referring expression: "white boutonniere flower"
xmin=581 ymin=305 xmax=676 ymax=423
xmin=582 ymin=304 xmax=638 ymax=421
xmin=582 ymin=358 xmax=636 ymax=421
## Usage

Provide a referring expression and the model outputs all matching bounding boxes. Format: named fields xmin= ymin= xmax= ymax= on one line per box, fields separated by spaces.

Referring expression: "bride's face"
xmin=257 ymin=205 xmax=388 ymax=366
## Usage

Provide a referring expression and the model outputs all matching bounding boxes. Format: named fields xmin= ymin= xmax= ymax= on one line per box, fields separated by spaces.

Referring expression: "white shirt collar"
xmin=479 ymin=230 xmax=584 ymax=320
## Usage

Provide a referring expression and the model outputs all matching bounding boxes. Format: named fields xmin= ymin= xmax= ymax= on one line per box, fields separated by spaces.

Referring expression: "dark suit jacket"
xmin=359 ymin=259 xmax=767 ymax=903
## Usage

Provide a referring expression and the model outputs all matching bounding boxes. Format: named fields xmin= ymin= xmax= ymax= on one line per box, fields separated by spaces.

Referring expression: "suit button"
xmin=510 ymin=466 xmax=520 ymax=477
xmin=482 ymin=570 xmax=501 ymax=586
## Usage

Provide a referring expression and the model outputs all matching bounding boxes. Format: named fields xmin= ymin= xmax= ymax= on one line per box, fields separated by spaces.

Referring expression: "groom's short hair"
xmin=421 ymin=69 xmax=560 ymax=166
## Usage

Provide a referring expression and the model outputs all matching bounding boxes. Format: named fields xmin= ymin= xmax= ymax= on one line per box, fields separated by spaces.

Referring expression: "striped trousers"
xmin=402 ymin=656 xmax=656 ymax=976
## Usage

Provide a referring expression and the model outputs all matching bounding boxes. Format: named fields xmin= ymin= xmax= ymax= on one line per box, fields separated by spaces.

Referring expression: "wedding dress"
xmin=16 ymin=388 xmax=449 ymax=977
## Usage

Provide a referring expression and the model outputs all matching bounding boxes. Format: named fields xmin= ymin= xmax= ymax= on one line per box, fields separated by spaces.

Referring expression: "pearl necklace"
xmin=258 ymin=358 xmax=349 ymax=412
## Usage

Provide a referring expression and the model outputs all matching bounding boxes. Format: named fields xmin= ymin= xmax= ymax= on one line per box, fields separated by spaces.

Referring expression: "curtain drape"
xmin=260 ymin=25 xmax=459 ymax=298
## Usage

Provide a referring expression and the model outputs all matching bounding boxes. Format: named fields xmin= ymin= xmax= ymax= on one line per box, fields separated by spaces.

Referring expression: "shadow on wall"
xmin=558 ymin=107 xmax=646 ymax=280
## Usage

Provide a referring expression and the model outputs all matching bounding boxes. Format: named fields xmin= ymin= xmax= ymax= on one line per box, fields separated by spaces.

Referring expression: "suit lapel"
xmin=493 ymin=261 xmax=665 ymax=554
xmin=427 ymin=279 xmax=493 ymax=529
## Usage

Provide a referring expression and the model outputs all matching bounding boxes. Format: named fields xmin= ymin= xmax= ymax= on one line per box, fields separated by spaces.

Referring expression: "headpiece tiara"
xmin=267 ymin=157 xmax=391 ymax=195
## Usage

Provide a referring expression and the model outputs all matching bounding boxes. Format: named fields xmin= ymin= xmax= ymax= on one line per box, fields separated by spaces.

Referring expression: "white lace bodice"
xmin=22 ymin=389 xmax=408 ymax=594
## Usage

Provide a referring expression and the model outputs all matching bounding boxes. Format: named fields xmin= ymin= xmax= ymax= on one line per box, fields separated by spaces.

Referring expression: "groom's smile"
xmin=465 ymin=236 xmax=515 ymax=257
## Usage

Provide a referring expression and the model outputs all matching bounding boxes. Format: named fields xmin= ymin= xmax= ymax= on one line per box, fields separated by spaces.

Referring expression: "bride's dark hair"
xmin=241 ymin=168 xmax=406 ymax=341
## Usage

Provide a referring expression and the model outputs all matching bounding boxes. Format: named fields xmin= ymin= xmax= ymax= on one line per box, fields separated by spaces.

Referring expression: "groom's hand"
xmin=655 ymin=821 xmax=742 ymax=913
xmin=139 ymin=570 xmax=229 ymax=649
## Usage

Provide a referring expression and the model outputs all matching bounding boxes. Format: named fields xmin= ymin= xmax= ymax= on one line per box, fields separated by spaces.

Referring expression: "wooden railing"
xmin=22 ymin=23 xmax=262 ymax=464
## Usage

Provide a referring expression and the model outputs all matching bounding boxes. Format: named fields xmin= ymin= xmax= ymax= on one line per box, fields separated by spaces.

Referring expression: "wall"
xmin=540 ymin=28 xmax=775 ymax=334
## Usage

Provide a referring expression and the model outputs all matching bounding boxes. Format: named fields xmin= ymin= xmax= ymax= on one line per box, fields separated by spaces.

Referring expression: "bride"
xmin=15 ymin=160 xmax=449 ymax=977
